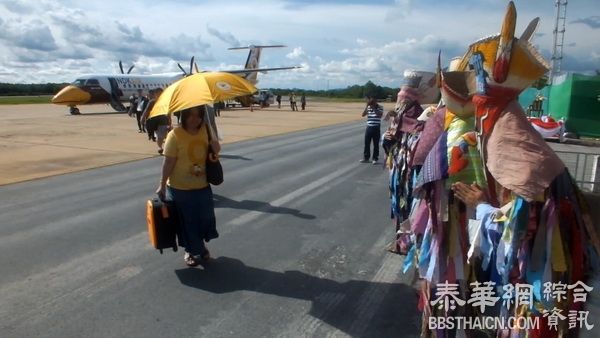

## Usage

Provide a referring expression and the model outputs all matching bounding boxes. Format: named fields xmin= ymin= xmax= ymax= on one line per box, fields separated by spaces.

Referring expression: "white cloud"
xmin=286 ymin=47 xmax=306 ymax=60
xmin=294 ymin=62 xmax=311 ymax=73
xmin=356 ymin=38 xmax=368 ymax=46
xmin=0 ymin=0 xmax=35 ymax=14
xmin=0 ymin=18 xmax=58 ymax=51
xmin=385 ymin=0 xmax=414 ymax=22
xmin=0 ymin=0 xmax=597 ymax=88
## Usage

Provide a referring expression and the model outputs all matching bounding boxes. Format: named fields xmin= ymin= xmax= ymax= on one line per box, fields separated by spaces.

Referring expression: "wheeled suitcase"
xmin=146 ymin=198 xmax=179 ymax=253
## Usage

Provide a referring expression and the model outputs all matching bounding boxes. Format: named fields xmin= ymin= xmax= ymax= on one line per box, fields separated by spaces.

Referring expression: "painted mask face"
xmin=439 ymin=70 xmax=476 ymax=119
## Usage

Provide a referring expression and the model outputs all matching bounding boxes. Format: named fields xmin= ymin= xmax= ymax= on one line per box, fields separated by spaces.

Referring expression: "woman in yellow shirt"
xmin=156 ymin=105 xmax=221 ymax=267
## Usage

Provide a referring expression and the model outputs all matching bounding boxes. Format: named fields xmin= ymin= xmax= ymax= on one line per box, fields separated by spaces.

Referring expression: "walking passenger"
xmin=135 ymin=89 xmax=148 ymax=133
xmin=289 ymin=92 xmax=297 ymax=111
xmin=300 ymin=94 xmax=306 ymax=110
xmin=156 ymin=105 xmax=220 ymax=267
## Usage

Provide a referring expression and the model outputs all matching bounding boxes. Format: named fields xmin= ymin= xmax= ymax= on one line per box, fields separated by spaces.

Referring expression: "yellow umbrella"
xmin=148 ymin=72 xmax=257 ymax=118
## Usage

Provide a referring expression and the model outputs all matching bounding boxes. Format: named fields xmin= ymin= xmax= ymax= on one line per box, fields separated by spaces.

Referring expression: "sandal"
xmin=184 ymin=252 xmax=200 ymax=267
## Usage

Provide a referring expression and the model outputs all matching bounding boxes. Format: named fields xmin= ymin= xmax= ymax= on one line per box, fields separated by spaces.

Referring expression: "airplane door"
xmin=107 ymin=77 xmax=127 ymax=112
xmin=107 ymin=78 xmax=124 ymax=101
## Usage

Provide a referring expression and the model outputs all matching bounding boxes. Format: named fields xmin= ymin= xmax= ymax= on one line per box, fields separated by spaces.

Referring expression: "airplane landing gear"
xmin=69 ymin=106 xmax=81 ymax=115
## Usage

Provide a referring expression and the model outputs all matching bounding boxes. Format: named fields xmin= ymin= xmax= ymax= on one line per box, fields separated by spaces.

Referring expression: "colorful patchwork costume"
xmin=404 ymin=2 xmax=600 ymax=337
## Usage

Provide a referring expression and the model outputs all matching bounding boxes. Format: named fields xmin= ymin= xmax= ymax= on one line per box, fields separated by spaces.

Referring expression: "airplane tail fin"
xmin=228 ymin=45 xmax=286 ymax=83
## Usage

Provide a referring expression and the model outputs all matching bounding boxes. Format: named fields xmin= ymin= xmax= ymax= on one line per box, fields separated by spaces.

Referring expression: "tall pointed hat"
xmin=458 ymin=1 xmax=562 ymax=201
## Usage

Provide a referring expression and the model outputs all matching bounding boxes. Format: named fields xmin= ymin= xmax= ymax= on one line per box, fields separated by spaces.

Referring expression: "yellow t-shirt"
xmin=163 ymin=125 xmax=209 ymax=190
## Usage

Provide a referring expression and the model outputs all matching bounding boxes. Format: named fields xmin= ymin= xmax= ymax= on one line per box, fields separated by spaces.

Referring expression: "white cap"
xmin=417 ymin=105 xmax=436 ymax=121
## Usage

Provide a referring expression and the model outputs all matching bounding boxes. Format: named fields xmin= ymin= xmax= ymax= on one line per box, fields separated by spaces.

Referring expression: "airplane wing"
xmin=226 ymin=66 xmax=301 ymax=74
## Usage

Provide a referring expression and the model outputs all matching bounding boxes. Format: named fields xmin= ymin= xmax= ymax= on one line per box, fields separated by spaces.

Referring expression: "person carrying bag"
xmin=204 ymin=108 xmax=223 ymax=185
xmin=156 ymin=105 xmax=221 ymax=267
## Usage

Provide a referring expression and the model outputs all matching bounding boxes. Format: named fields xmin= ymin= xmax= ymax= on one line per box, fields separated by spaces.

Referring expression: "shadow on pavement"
xmin=175 ymin=256 xmax=420 ymax=337
xmin=219 ymin=154 xmax=253 ymax=161
xmin=69 ymin=112 xmax=127 ymax=116
xmin=213 ymin=194 xmax=316 ymax=220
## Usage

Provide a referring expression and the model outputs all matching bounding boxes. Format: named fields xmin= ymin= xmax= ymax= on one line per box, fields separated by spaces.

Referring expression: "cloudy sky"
xmin=0 ymin=0 xmax=598 ymax=89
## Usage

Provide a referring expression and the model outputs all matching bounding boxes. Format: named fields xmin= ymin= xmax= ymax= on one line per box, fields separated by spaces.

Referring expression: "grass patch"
xmin=0 ymin=95 xmax=52 ymax=104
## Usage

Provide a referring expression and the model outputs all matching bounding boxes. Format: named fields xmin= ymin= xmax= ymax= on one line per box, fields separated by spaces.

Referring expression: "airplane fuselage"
xmin=52 ymin=74 xmax=183 ymax=114
xmin=53 ymin=45 xmax=298 ymax=114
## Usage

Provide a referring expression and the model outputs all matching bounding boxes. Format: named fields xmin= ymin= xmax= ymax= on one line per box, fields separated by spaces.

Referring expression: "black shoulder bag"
xmin=204 ymin=116 xmax=224 ymax=185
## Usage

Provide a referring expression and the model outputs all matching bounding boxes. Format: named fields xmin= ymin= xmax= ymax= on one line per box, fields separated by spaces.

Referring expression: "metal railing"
xmin=554 ymin=151 xmax=600 ymax=193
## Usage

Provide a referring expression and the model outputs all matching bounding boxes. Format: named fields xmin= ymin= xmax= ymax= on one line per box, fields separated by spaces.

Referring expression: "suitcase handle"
xmin=157 ymin=192 xmax=170 ymax=219
xmin=160 ymin=205 xmax=169 ymax=218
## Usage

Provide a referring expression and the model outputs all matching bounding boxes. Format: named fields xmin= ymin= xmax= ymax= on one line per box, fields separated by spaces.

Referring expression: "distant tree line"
xmin=0 ymin=80 xmax=400 ymax=100
xmin=270 ymin=81 xmax=399 ymax=100
xmin=0 ymin=83 xmax=68 ymax=96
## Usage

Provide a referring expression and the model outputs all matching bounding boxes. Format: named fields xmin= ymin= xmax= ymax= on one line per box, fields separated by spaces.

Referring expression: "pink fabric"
xmin=398 ymin=87 xmax=420 ymax=102
xmin=410 ymin=199 xmax=430 ymax=235
xmin=398 ymin=104 xmax=424 ymax=134
xmin=413 ymin=107 xmax=446 ymax=166
xmin=485 ymin=101 xmax=565 ymax=201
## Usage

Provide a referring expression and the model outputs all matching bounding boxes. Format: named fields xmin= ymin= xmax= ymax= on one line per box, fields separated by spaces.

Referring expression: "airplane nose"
xmin=51 ymin=85 xmax=91 ymax=105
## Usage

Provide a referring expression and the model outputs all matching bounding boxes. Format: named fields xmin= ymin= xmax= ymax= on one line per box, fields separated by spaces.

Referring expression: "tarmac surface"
xmin=0 ymin=121 xmax=421 ymax=338
xmin=0 ymin=101 xmax=378 ymax=185
xmin=1 ymin=102 xmax=600 ymax=337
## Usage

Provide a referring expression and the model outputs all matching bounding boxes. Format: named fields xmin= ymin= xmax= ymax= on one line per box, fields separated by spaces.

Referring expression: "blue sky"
xmin=0 ymin=0 xmax=598 ymax=89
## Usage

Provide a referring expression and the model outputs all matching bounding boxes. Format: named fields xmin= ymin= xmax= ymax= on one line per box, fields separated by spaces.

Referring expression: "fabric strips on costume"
xmin=398 ymin=2 xmax=600 ymax=337
xmin=384 ymin=71 xmax=439 ymax=255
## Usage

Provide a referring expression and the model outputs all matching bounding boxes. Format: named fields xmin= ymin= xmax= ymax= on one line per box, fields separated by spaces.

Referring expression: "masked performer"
xmin=413 ymin=2 xmax=600 ymax=337
xmin=400 ymin=55 xmax=488 ymax=337
xmin=385 ymin=71 xmax=439 ymax=254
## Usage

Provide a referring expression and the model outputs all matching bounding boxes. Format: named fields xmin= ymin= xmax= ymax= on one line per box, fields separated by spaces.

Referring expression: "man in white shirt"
xmin=361 ymin=97 xmax=383 ymax=164
xmin=135 ymin=89 xmax=148 ymax=133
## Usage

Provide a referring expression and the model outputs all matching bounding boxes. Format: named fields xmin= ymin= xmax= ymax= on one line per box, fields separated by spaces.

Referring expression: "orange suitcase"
xmin=146 ymin=198 xmax=179 ymax=253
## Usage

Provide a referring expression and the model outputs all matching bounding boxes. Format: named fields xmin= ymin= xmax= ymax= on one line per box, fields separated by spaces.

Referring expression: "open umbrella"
xmin=148 ymin=72 xmax=257 ymax=118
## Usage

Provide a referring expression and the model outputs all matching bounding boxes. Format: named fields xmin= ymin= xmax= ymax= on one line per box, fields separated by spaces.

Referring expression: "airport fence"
xmin=555 ymin=150 xmax=600 ymax=193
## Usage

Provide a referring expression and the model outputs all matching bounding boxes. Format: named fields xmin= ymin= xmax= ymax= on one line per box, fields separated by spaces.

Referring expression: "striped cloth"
xmin=414 ymin=131 xmax=449 ymax=191
xmin=366 ymin=104 xmax=383 ymax=127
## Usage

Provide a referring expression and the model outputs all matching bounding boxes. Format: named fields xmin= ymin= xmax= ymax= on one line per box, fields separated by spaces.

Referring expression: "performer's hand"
xmin=451 ymin=182 xmax=486 ymax=208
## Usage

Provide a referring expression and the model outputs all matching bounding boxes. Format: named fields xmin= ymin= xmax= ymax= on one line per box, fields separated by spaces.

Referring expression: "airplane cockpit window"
xmin=86 ymin=79 xmax=100 ymax=86
xmin=72 ymin=79 xmax=86 ymax=87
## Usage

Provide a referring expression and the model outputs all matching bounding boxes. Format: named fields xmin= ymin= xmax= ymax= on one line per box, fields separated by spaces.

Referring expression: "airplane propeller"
xmin=118 ymin=60 xmax=135 ymax=74
xmin=177 ymin=63 xmax=187 ymax=76
xmin=177 ymin=57 xmax=198 ymax=76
